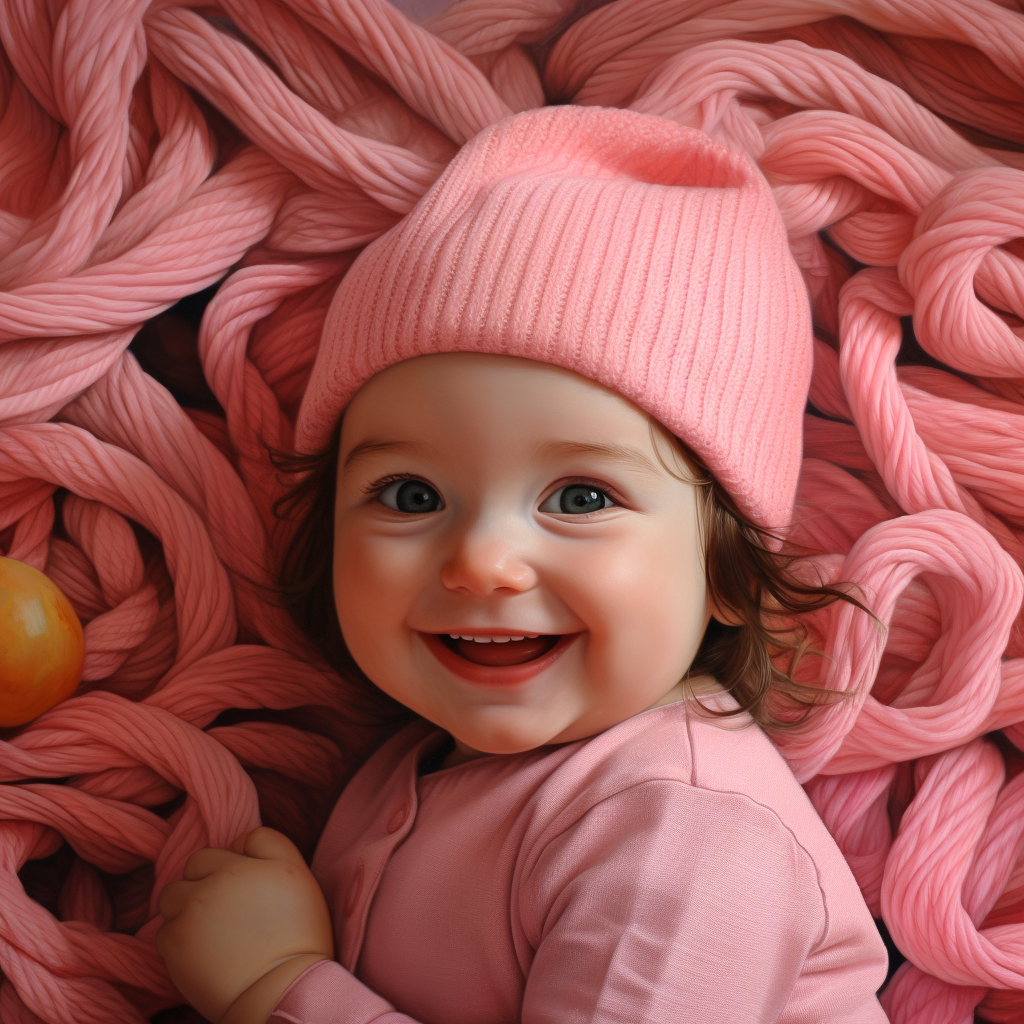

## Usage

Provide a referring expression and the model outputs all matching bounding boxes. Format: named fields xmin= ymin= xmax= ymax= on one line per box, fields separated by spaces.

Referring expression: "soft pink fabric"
xmin=297 ymin=104 xmax=812 ymax=534
xmin=270 ymin=692 xmax=889 ymax=1023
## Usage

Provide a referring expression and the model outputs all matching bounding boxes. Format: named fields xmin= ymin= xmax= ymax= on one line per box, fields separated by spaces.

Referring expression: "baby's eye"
xmin=378 ymin=479 xmax=443 ymax=514
xmin=539 ymin=484 xmax=617 ymax=515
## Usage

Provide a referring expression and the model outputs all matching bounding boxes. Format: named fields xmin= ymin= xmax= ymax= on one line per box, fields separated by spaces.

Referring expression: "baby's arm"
xmin=156 ymin=827 xmax=334 ymax=1024
xmin=517 ymin=780 xmax=890 ymax=1023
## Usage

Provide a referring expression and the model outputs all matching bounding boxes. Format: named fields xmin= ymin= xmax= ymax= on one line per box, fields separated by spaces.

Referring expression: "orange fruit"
xmin=0 ymin=556 xmax=85 ymax=727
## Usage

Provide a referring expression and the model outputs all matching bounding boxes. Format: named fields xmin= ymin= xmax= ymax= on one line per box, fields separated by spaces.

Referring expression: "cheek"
xmin=656 ymin=528 xmax=709 ymax=654
xmin=332 ymin=530 xmax=424 ymax=699
xmin=576 ymin=522 xmax=707 ymax=667
xmin=332 ymin=527 xmax=416 ymax=642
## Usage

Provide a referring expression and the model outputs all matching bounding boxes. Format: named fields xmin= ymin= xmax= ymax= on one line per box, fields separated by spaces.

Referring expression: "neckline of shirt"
xmin=414 ymin=688 xmax=742 ymax=778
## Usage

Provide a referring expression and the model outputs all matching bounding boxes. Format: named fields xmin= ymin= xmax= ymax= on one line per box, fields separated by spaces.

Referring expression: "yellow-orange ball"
xmin=0 ymin=557 xmax=84 ymax=727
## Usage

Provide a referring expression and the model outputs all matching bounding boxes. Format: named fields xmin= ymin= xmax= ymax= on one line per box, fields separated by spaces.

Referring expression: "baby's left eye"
xmin=539 ymin=484 xmax=617 ymax=515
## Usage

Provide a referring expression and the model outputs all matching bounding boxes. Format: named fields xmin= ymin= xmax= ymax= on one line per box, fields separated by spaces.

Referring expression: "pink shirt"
xmin=271 ymin=691 xmax=890 ymax=1023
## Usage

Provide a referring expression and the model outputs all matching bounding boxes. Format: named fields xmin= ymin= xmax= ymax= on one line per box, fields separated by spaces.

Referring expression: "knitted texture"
xmin=298 ymin=104 xmax=812 ymax=533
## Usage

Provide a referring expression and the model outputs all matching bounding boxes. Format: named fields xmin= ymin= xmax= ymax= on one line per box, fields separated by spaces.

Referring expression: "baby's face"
xmin=333 ymin=353 xmax=718 ymax=759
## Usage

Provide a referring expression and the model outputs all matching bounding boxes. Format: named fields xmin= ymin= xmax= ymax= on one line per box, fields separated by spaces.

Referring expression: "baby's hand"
xmin=156 ymin=827 xmax=333 ymax=1024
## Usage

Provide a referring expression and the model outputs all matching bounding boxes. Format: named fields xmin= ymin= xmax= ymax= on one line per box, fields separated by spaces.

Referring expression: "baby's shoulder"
xmin=514 ymin=700 xmax=887 ymax=991
xmin=530 ymin=696 xmax=852 ymax=899
xmin=538 ymin=693 xmax=784 ymax=808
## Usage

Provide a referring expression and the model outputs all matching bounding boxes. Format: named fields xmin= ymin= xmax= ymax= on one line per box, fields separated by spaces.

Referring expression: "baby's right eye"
xmin=378 ymin=479 xmax=443 ymax=514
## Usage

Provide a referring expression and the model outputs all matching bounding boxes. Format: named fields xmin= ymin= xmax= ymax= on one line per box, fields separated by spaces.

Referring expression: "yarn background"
xmin=1 ymin=0 xmax=1024 ymax=1021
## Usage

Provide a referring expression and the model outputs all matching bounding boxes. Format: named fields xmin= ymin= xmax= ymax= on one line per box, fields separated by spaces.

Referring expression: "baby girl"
xmin=156 ymin=104 xmax=891 ymax=1023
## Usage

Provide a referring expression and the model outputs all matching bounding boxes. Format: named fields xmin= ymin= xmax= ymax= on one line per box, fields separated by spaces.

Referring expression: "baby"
xmin=156 ymin=105 xmax=891 ymax=1023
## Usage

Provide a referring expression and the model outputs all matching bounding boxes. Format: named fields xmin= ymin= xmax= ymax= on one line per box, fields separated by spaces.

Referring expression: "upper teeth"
xmin=449 ymin=634 xmax=539 ymax=642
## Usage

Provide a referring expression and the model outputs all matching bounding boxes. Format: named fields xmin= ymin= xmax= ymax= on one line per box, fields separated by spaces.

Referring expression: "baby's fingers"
xmin=158 ymin=846 xmax=245 ymax=919
xmin=183 ymin=846 xmax=241 ymax=881
xmin=157 ymin=878 xmax=193 ymax=921
xmin=238 ymin=826 xmax=306 ymax=866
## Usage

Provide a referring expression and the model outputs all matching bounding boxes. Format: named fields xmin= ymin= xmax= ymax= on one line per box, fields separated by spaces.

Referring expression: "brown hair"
xmin=272 ymin=416 xmax=879 ymax=734
xmin=648 ymin=421 xmax=879 ymax=731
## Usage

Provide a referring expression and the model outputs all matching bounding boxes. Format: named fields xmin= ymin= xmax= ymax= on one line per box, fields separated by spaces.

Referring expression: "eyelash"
xmin=360 ymin=475 xmax=624 ymax=513
xmin=361 ymin=473 xmax=414 ymax=498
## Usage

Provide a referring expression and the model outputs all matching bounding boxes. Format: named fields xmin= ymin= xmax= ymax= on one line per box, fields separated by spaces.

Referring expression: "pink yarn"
xmin=1 ymin=1 xmax=1023 ymax=1021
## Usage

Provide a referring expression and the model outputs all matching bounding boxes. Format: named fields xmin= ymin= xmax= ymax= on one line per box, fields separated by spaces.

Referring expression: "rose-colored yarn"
xmin=1 ymin=1 xmax=1023 ymax=1022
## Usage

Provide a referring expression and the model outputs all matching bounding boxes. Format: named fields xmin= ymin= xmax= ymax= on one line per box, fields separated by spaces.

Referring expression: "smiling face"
xmin=333 ymin=353 xmax=722 ymax=762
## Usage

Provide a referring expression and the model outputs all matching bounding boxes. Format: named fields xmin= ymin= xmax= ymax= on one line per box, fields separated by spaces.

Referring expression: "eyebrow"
xmin=536 ymin=440 xmax=663 ymax=476
xmin=341 ymin=438 xmax=665 ymax=475
xmin=341 ymin=439 xmax=431 ymax=470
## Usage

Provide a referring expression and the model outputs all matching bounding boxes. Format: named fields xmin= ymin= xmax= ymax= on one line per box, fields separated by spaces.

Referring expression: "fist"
xmin=156 ymin=827 xmax=333 ymax=1023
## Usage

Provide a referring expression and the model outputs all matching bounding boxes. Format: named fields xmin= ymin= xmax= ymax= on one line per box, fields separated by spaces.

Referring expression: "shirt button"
xmin=386 ymin=798 xmax=411 ymax=833
xmin=344 ymin=860 xmax=364 ymax=916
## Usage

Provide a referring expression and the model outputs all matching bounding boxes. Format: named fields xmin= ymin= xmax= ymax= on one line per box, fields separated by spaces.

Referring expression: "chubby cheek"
xmin=577 ymin=529 xmax=707 ymax=698
xmin=332 ymin=526 xmax=420 ymax=690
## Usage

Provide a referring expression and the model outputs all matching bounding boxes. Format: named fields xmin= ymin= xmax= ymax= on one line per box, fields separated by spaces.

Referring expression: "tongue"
xmin=452 ymin=636 xmax=557 ymax=666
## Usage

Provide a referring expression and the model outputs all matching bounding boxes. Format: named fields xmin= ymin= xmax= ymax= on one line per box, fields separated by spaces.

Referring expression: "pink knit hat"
xmin=297 ymin=104 xmax=812 ymax=533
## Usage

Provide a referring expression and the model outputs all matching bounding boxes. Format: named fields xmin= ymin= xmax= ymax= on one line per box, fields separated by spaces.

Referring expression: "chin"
xmin=458 ymin=733 xmax=546 ymax=757
xmin=451 ymin=717 xmax=566 ymax=757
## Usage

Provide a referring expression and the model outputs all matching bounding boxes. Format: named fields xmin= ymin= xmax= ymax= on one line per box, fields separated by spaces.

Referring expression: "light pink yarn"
xmin=1 ymin=1 xmax=1023 ymax=1022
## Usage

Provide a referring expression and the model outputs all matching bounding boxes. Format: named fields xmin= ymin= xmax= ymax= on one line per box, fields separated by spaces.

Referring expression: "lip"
xmin=418 ymin=631 xmax=581 ymax=686
xmin=439 ymin=629 xmax=544 ymax=638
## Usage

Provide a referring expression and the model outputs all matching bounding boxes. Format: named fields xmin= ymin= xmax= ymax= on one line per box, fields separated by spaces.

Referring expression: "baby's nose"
xmin=438 ymin=522 xmax=538 ymax=596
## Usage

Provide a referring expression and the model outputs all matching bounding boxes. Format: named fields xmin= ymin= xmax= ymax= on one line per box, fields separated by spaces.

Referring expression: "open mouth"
xmin=439 ymin=634 xmax=561 ymax=667
xmin=419 ymin=631 xmax=578 ymax=686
